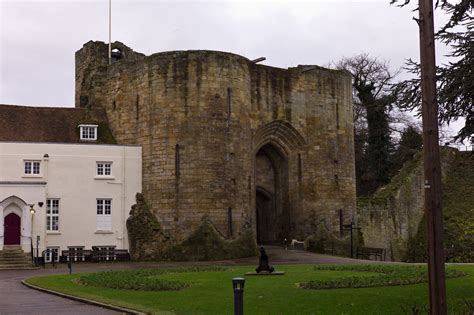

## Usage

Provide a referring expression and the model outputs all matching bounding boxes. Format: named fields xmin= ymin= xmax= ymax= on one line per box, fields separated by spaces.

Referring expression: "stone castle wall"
xmin=357 ymin=161 xmax=424 ymax=261
xmin=75 ymin=41 xmax=356 ymax=245
xmin=357 ymin=148 xmax=463 ymax=262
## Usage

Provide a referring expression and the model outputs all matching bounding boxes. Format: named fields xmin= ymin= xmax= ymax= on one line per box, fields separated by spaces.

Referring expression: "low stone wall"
xmin=357 ymin=156 xmax=424 ymax=261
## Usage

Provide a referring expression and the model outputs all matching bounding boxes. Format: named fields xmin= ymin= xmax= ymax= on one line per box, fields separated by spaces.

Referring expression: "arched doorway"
xmin=4 ymin=213 xmax=21 ymax=245
xmin=255 ymin=143 xmax=289 ymax=243
xmin=1 ymin=196 xmax=28 ymax=247
xmin=256 ymin=187 xmax=273 ymax=242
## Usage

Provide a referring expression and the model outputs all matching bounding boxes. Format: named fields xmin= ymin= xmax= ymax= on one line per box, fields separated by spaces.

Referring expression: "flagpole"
xmin=108 ymin=0 xmax=111 ymax=64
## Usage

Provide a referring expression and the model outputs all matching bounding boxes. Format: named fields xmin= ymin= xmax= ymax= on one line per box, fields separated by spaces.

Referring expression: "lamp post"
xmin=339 ymin=209 xmax=360 ymax=258
xmin=29 ymin=205 xmax=36 ymax=265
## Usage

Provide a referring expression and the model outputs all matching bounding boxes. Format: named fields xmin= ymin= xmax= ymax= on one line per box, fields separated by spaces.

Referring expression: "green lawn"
xmin=26 ymin=264 xmax=474 ymax=315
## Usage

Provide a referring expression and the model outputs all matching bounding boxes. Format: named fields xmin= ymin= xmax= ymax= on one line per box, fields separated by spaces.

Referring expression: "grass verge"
xmin=26 ymin=264 xmax=474 ymax=314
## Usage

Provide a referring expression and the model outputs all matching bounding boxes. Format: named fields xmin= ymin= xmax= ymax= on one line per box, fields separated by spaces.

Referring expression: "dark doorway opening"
xmin=4 ymin=213 xmax=21 ymax=245
xmin=256 ymin=188 xmax=274 ymax=243
xmin=255 ymin=143 xmax=289 ymax=244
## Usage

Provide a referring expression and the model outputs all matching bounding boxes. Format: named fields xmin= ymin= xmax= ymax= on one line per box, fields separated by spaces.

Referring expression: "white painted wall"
xmin=0 ymin=142 xmax=142 ymax=256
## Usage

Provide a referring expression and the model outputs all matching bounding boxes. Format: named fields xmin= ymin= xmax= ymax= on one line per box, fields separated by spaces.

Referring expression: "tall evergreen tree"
xmin=392 ymin=0 xmax=473 ymax=143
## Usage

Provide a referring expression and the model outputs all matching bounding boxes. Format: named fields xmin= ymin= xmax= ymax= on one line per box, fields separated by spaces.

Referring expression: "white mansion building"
xmin=0 ymin=105 xmax=141 ymax=262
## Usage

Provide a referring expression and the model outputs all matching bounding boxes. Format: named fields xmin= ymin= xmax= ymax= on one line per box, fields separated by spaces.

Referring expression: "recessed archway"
xmin=255 ymin=143 xmax=289 ymax=243
xmin=253 ymin=120 xmax=306 ymax=244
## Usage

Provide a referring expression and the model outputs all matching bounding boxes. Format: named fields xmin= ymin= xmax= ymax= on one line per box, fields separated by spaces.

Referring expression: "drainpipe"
xmin=42 ymin=153 xmax=49 ymax=255
xmin=107 ymin=148 xmax=126 ymax=249
xmin=121 ymin=147 xmax=126 ymax=249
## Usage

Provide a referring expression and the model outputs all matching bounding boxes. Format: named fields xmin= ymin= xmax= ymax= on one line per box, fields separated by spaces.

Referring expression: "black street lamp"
xmin=339 ymin=209 xmax=360 ymax=258
xmin=29 ymin=205 xmax=36 ymax=265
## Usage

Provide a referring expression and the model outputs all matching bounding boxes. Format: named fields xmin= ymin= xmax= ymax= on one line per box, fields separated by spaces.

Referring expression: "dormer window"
xmin=79 ymin=124 xmax=98 ymax=141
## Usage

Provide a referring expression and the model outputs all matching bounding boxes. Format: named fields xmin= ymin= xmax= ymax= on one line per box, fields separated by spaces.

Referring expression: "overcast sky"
xmin=0 ymin=0 xmax=453 ymax=109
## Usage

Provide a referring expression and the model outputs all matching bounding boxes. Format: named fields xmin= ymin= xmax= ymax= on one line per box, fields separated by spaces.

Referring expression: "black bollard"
xmin=68 ymin=261 xmax=72 ymax=275
xmin=232 ymin=277 xmax=245 ymax=315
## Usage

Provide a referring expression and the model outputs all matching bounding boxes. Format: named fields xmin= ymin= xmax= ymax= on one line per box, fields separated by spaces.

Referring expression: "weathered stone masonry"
xmin=75 ymin=41 xmax=356 ymax=251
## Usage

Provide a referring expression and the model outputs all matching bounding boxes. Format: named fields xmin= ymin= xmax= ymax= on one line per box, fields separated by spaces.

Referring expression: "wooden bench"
xmin=290 ymin=239 xmax=305 ymax=250
xmin=61 ymin=248 xmax=91 ymax=262
xmin=91 ymin=246 xmax=117 ymax=261
xmin=91 ymin=247 xmax=131 ymax=262
xmin=115 ymin=249 xmax=131 ymax=261
xmin=61 ymin=247 xmax=130 ymax=262
xmin=356 ymin=247 xmax=386 ymax=261
xmin=445 ymin=247 xmax=456 ymax=263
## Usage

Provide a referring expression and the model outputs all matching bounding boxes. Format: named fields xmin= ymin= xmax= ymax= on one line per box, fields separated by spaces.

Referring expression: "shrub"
xmin=79 ymin=266 xmax=227 ymax=291
xmin=299 ymin=264 xmax=465 ymax=289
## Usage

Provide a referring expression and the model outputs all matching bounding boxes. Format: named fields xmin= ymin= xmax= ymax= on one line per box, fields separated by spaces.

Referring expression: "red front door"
xmin=4 ymin=213 xmax=21 ymax=245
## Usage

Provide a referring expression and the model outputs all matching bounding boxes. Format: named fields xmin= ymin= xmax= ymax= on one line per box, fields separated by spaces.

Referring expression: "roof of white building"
xmin=0 ymin=104 xmax=116 ymax=144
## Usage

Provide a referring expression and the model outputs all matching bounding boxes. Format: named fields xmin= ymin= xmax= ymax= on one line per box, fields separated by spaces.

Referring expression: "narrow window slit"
xmin=298 ymin=153 xmax=302 ymax=182
xmin=228 ymin=207 xmax=233 ymax=237
xmin=175 ymin=144 xmax=180 ymax=178
xmin=175 ymin=143 xmax=181 ymax=221
xmin=227 ymin=87 xmax=232 ymax=119
xmin=135 ymin=95 xmax=139 ymax=120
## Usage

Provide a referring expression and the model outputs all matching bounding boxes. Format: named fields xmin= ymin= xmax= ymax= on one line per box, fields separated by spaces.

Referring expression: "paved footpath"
xmin=0 ymin=247 xmax=375 ymax=315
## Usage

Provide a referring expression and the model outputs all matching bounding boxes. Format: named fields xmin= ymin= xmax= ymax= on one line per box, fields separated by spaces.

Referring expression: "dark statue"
xmin=256 ymin=246 xmax=274 ymax=273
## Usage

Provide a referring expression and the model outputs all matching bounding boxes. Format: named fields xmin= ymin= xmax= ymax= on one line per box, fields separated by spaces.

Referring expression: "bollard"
xmin=68 ymin=261 xmax=72 ymax=275
xmin=232 ymin=277 xmax=245 ymax=315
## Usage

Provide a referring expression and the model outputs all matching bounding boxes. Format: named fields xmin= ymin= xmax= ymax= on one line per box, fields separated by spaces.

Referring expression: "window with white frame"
xmin=96 ymin=162 xmax=112 ymax=176
xmin=45 ymin=247 xmax=60 ymax=262
xmin=96 ymin=199 xmax=112 ymax=231
xmin=24 ymin=160 xmax=41 ymax=175
xmin=46 ymin=199 xmax=60 ymax=231
xmin=79 ymin=124 xmax=98 ymax=141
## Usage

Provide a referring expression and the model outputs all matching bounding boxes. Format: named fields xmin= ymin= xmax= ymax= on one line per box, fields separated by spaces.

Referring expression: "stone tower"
xmin=75 ymin=41 xmax=356 ymax=249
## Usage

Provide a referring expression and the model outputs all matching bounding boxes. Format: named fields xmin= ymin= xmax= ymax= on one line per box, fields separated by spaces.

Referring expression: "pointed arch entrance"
xmin=1 ymin=195 xmax=28 ymax=247
xmin=253 ymin=120 xmax=307 ymax=244
xmin=255 ymin=143 xmax=289 ymax=243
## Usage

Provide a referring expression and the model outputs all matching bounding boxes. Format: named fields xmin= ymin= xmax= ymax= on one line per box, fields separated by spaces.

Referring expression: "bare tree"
xmin=332 ymin=54 xmax=400 ymax=196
